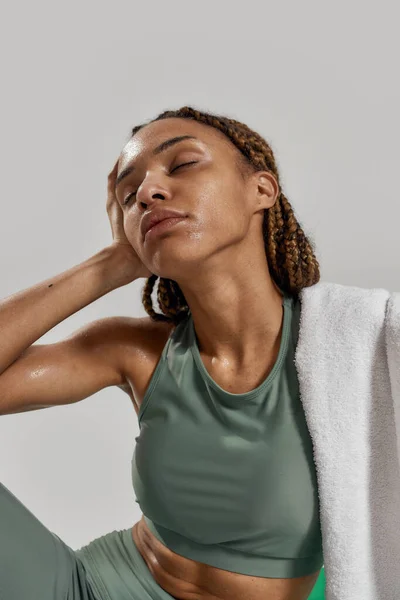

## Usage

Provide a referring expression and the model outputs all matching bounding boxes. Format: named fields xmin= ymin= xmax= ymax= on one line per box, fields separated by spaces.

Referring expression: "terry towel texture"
xmin=295 ymin=281 xmax=400 ymax=599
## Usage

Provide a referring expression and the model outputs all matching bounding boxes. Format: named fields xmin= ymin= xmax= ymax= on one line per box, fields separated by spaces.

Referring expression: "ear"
xmin=251 ymin=171 xmax=280 ymax=211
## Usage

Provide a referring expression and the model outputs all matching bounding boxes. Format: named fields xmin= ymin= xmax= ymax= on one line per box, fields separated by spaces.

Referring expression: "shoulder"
xmin=99 ymin=315 xmax=176 ymax=411
xmin=92 ymin=313 xmax=175 ymax=353
xmin=96 ymin=314 xmax=176 ymax=380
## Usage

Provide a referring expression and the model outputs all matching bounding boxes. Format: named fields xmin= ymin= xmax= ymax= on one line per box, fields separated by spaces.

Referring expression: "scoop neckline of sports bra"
xmin=187 ymin=292 xmax=293 ymax=400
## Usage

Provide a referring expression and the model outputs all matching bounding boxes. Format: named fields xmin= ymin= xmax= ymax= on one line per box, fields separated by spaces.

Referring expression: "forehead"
xmin=118 ymin=117 xmax=235 ymax=170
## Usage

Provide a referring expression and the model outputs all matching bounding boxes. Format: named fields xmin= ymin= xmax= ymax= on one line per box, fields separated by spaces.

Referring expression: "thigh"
xmin=0 ymin=480 xmax=98 ymax=600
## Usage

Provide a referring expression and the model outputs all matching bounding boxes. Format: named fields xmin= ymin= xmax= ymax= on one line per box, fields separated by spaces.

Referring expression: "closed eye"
xmin=122 ymin=161 xmax=198 ymax=206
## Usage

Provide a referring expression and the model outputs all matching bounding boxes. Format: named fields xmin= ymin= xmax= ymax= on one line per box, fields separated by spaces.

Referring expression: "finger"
xmin=108 ymin=158 xmax=120 ymax=179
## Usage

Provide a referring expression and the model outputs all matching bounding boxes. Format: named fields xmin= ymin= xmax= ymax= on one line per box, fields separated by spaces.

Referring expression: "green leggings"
xmin=0 ymin=480 xmax=326 ymax=599
xmin=0 ymin=480 xmax=179 ymax=600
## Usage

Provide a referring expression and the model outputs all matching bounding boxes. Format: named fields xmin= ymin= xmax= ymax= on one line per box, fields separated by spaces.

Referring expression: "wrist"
xmin=99 ymin=244 xmax=141 ymax=289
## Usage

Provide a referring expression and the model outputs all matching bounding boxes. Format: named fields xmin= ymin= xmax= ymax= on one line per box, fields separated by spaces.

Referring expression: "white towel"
xmin=386 ymin=291 xmax=400 ymax=478
xmin=295 ymin=281 xmax=400 ymax=600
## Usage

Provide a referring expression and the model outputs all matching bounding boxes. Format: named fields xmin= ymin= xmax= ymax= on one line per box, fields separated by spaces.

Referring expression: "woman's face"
xmin=115 ymin=117 xmax=277 ymax=281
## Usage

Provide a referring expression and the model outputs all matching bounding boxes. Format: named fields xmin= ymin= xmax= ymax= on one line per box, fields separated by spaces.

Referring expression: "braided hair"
xmin=127 ymin=106 xmax=320 ymax=325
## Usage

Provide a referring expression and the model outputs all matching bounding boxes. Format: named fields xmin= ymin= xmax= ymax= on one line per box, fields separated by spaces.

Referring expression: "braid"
xmin=130 ymin=106 xmax=320 ymax=325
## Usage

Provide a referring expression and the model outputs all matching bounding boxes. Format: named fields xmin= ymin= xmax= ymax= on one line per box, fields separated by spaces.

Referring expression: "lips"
xmin=141 ymin=208 xmax=187 ymax=238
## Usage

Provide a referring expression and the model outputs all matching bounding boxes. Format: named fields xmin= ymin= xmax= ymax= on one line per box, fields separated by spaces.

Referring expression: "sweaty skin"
xmin=115 ymin=117 xmax=320 ymax=600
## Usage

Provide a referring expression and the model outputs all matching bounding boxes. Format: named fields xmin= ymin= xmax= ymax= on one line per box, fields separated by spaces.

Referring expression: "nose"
xmin=136 ymin=179 xmax=171 ymax=207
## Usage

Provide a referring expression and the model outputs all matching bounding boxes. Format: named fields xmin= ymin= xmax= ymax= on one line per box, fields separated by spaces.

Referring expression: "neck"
xmin=177 ymin=257 xmax=285 ymax=367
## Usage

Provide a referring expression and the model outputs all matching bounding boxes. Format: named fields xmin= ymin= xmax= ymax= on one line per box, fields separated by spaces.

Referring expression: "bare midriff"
xmin=131 ymin=516 xmax=320 ymax=600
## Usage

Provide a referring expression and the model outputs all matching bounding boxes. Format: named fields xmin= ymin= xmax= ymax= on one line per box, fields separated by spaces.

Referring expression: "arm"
xmin=0 ymin=245 xmax=140 ymax=415
xmin=0 ymin=315 xmax=140 ymax=415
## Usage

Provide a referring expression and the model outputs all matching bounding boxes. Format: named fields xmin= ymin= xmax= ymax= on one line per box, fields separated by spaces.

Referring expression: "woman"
xmin=0 ymin=106 xmax=326 ymax=600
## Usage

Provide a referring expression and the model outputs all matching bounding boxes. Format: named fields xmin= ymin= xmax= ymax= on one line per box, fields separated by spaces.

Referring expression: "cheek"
xmin=196 ymin=177 xmax=236 ymax=219
xmin=198 ymin=178 xmax=246 ymax=228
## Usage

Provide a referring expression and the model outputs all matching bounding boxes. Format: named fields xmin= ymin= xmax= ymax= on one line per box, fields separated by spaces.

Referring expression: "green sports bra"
xmin=131 ymin=291 xmax=324 ymax=578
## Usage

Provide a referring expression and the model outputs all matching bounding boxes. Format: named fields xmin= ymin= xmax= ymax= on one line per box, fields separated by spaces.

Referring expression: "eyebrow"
xmin=115 ymin=135 xmax=199 ymax=190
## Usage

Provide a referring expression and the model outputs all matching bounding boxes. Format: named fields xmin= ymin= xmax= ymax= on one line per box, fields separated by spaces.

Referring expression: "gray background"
xmin=0 ymin=0 xmax=399 ymax=550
